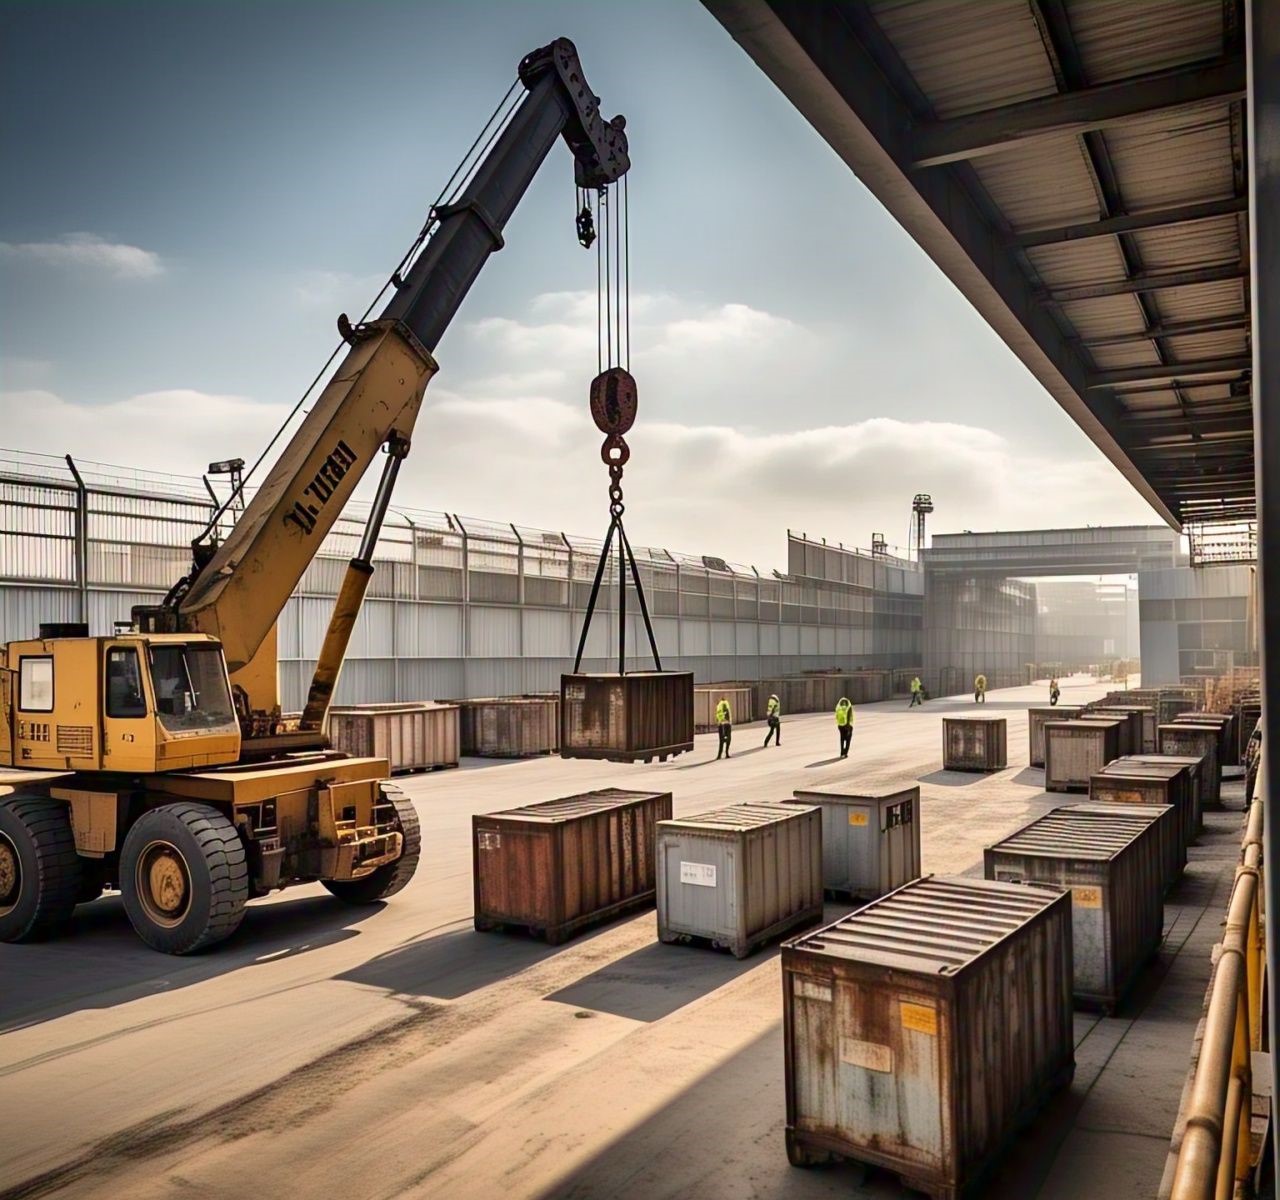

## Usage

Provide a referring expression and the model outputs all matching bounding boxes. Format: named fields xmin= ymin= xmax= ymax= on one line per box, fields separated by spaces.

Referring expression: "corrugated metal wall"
xmin=1137 ymin=565 xmax=1257 ymax=685
xmin=0 ymin=453 xmax=926 ymax=710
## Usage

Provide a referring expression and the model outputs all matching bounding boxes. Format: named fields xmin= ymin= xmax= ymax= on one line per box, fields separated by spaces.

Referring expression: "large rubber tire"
xmin=0 ymin=796 xmax=82 ymax=943
xmin=322 ymin=791 xmax=420 ymax=905
xmin=120 ymin=803 xmax=248 ymax=954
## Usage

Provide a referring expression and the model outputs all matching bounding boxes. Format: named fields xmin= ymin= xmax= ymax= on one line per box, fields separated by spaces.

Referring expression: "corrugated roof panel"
xmin=1119 ymin=390 xmax=1180 ymax=413
xmin=1089 ymin=342 xmax=1163 ymax=370
xmin=1058 ymin=293 xmax=1148 ymax=339
xmin=1026 ymin=237 xmax=1128 ymax=288
xmin=1104 ymin=107 xmax=1236 ymax=210
xmin=1158 ymin=277 xmax=1248 ymax=320
xmin=1130 ymin=215 xmax=1242 ymax=271
xmin=1163 ymin=330 xmax=1250 ymax=361
xmin=868 ymin=0 xmax=1057 ymax=117
xmin=1069 ymin=0 xmax=1223 ymax=83
xmin=971 ymin=134 xmax=1101 ymax=228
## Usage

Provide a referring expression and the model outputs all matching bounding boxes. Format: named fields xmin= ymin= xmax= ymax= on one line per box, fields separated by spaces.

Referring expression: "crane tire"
xmin=0 ymin=796 xmax=83 ymax=943
xmin=120 ymin=803 xmax=248 ymax=954
xmin=323 ymin=792 xmax=420 ymax=905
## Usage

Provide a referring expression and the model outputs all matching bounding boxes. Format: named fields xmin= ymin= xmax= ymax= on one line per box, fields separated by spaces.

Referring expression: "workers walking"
xmin=715 ymin=696 xmax=733 ymax=759
xmin=835 ymin=696 xmax=854 ymax=758
xmin=974 ymin=674 xmax=987 ymax=704
xmin=909 ymin=676 xmax=924 ymax=707
xmin=764 ymin=693 xmax=782 ymax=747
xmin=1049 ymin=676 xmax=1061 ymax=706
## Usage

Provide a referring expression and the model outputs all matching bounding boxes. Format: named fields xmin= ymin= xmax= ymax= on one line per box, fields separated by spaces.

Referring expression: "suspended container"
xmin=942 ymin=717 xmax=1007 ymax=772
xmin=781 ymin=876 xmax=1074 ymax=1197
xmin=472 ymin=787 xmax=672 ymax=944
xmin=656 ymin=802 xmax=823 ymax=958
xmin=787 ymin=786 xmax=921 ymax=901
xmin=984 ymin=808 xmax=1164 ymax=1011
xmin=328 ymin=701 xmax=460 ymax=773
xmin=1044 ymin=719 xmax=1122 ymax=793
xmin=560 ymin=672 xmax=694 ymax=763
xmin=1028 ymin=705 xmax=1083 ymax=767
xmin=693 ymin=685 xmax=755 ymax=732
xmin=1157 ymin=723 xmax=1221 ymax=809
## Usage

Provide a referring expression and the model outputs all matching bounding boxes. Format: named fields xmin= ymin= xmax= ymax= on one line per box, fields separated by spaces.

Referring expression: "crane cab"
xmin=2 ymin=633 xmax=241 ymax=774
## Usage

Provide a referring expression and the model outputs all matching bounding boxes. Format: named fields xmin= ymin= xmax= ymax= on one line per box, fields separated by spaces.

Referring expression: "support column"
xmin=1247 ymin=0 xmax=1280 ymax=1172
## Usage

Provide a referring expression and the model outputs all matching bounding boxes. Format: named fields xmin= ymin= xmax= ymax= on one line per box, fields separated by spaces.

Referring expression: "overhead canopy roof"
xmin=705 ymin=0 xmax=1253 ymax=530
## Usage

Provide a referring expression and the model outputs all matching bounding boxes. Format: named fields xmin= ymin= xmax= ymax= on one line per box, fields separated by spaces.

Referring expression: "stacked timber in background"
xmin=328 ymin=701 xmax=460 ymax=773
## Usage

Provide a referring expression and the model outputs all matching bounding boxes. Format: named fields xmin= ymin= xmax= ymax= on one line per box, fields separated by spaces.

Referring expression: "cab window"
xmin=106 ymin=648 xmax=147 ymax=718
xmin=18 ymin=657 xmax=54 ymax=712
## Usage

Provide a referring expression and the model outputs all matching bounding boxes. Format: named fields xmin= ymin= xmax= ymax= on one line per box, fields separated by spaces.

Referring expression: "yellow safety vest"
xmin=975 ymin=676 xmax=987 ymax=690
xmin=910 ymin=678 xmax=922 ymax=693
xmin=716 ymin=700 xmax=732 ymax=724
xmin=835 ymin=701 xmax=853 ymax=726
xmin=767 ymin=697 xmax=780 ymax=717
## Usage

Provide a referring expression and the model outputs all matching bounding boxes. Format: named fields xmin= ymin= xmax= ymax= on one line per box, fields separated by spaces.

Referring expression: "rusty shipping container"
xmin=444 ymin=696 xmax=559 ymax=758
xmin=693 ymin=685 xmax=755 ymax=732
xmin=1088 ymin=706 xmax=1154 ymax=754
xmin=560 ymin=672 xmax=694 ymax=763
xmin=1157 ymin=724 xmax=1221 ymax=809
xmin=1071 ymin=797 xmax=1183 ymax=896
xmin=1124 ymin=754 xmax=1205 ymax=838
xmin=1044 ymin=719 xmax=1122 ymax=793
xmin=1094 ymin=759 xmax=1195 ymax=862
xmin=1078 ymin=711 xmax=1140 ymax=757
xmin=472 ymin=788 xmax=672 ymax=943
xmin=985 ymin=809 xmax=1164 ymax=1010
xmin=942 ymin=717 xmax=1008 ymax=772
xmin=328 ymin=701 xmax=460 ymax=773
xmin=788 ymin=787 xmax=921 ymax=900
xmin=1173 ymin=711 xmax=1236 ymax=767
xmin=657 ymin=803 xmax=823 ymax=958
xmin=782 ymin=876 xmax=1073 ymax=1197
xmin=1028 ymin=706 xmax=1083 ymax=767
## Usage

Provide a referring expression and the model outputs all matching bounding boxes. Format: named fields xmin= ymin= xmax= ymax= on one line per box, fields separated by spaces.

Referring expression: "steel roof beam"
xmin=1047 ymin=262 xmax=1246 ymax=301
xmin=912 ymin=56 xmax=1246 ymax=167
xmin=1082 ymin=313 xmax=1251 ymax=345
xmin=1014 ymin=196 xmax=1249 ymax=246
xmin=1088 ymin=355 xmax=1253 ymax=386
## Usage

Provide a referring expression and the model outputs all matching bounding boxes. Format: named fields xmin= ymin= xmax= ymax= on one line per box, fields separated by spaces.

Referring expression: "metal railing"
xmin=1170 ymin=758 xmax=1266 ymax=1199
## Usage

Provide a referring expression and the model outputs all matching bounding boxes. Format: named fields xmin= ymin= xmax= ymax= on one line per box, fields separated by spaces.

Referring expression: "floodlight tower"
xmin=910 ymin=494 xmax=934 ymax=562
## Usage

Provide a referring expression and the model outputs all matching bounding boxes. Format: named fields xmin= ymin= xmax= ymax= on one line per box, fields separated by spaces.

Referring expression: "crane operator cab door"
xmin=102 ymin=642 xmax=158 ymax=774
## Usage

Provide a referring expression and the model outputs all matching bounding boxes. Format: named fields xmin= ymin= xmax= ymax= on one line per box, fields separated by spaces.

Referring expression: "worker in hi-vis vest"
xmin=715 ymin=696 xmax=733 ymax=760
xmin=909 ymin=676 xmax=924 ymax=707
xmin=835 ymin=696 xmax=854 ymax=758
xmin=764 ymin=693 xmax=782 ymax=747
xmin=974 ymin=673 xmax=987 ymax=704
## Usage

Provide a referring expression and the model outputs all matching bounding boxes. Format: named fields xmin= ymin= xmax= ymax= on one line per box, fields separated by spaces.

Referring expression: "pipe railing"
xmin=1170 ymin=758 xmax=1266 ymax=1199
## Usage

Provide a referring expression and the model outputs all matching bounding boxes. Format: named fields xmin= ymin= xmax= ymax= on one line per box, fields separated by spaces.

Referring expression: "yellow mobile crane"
xmin=0 ymin=39 xmax=629 ymax=953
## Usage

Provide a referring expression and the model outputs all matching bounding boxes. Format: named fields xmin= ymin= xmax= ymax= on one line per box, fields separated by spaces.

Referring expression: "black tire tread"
xmin=0 ymin=796 xmax=82 ymax=942
xmin=322 ymin=792 xmax=421 ymax=905
xmin=122 ymin=803 xmax=248 ymax=954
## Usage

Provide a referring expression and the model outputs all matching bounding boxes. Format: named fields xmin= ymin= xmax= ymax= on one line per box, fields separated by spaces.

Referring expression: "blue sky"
xmin=0 ymin=0 xmax=1157 ymax=568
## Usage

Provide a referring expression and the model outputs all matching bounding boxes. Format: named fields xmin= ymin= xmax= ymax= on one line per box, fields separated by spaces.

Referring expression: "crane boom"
xmin=157 ymin=39 xmax=629 ymax=678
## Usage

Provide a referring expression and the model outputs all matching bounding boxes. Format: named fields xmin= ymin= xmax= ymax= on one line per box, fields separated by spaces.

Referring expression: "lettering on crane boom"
xmin=282 ymin=440 xmax=359 ymax=535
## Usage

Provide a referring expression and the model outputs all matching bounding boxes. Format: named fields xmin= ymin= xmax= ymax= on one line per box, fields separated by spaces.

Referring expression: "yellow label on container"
xmin=848 ymin=811 xmax=869 ymax=827
xmin=1072 ymin=886 xmax=1102 ymax=909
xmin=900 ymin=1002 xmax=938 ymax=1036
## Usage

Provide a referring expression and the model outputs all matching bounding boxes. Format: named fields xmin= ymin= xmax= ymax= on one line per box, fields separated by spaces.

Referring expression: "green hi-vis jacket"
xmin=910 ymin=677 xmax=922 ymax=693
xmin=835 ymin=699 xmax=853 ymax=726
xmin=767 ymin=696 xmax=780 ymax=717
xmin=716 ymin=699 xmax=732 ymax=724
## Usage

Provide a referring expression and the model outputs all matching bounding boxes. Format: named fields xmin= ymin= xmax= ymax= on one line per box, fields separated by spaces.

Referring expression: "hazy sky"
xmin=0 ymin=0 xmax=1160 ymax=570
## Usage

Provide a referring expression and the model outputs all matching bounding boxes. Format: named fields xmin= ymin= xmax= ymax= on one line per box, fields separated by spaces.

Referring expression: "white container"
xmin=656 ymin=803 xmax=823 ymax=958
xmin=788 ymin=787 xmax=920 ymax=900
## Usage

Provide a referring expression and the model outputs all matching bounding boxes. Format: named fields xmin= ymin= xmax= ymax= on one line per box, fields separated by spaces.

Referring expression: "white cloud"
xmin=292 ymin=269 xmax=388 ymax=310
xmin=0 ymin=233 xmax=164 ymax=279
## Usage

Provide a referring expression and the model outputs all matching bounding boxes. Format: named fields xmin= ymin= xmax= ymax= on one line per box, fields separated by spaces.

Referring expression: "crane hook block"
xmin=589 ymin=368 xmax=637 ymax=435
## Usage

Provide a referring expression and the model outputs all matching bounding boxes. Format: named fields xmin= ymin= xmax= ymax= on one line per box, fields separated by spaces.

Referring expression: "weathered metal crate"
xmin=328 ymin=701 xmax=460 ymax=773
xmin=1044 ymin=719 xmax=1122 ymax=793
xmin=942 ymin=717 xmax=1007 ymax=772
xmin=787 ymin=787 xmax=921 ymax=900
xmin=473 ymin=788 xmax=672 ymax=944
xmin=1088 ymin=706 xmax=1154 ymax=754
xmin=1157 ymin=723 xmax=1221 ymax=810
xmin=1028 ymin=705 xmax=1082 ymax=767
xmin=1070 ymin=798 xmax=1182 ymax=896
xmin=446 ymin=696 xmax=558 ymax=757
xmin=781 ymin=876 xmax=1073 ymax=1198
xmin=985 ymin=809 xmax=1163 ymax=1011
xmin=693 ymin=685 xmax=755 ymax=732
xmin=560 ymin=671 xmax=694 ymax=763
xmin=1078 ymin=711 xmax=1140 ymax=757
xmin=656 ymin=803 xmax=823 ymax=958
xmin=1173 ymin=711 xmax=1236 ymax=767
xmin=1125 ymin=754 xmax=1205 ymax=838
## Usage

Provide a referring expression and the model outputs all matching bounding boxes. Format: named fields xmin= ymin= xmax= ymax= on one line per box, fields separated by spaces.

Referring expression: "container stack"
xmin=781 ymin=877 xmax=1074 ymax=1194
xmin=1028 ymin=705 xmax=1083 ymax=767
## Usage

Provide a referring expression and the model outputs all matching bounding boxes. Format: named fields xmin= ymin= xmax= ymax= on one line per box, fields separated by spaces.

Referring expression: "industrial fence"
xmin=0 ymin=449 xmax=924 ymax=709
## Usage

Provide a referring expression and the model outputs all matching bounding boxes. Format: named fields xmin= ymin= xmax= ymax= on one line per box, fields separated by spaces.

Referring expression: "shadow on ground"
xmin=0 ymin=892 xmax=377 ymax=1033
xmin=918 ymin=769 xmax=990 ymax=788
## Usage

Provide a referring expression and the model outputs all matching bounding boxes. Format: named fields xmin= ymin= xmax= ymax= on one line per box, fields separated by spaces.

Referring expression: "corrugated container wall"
xmin=1028 ymin=705 xmax=1083 ymax=766
xmin=1045 ymin=719 xmax=1122 ymax=792
xmin=788 ymin=787 xmax=921 ymax=899
xmin=328 ymin=702 xmax=459 ymax=772
xmin=560 ymin=672 xmax=695 ymax=763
